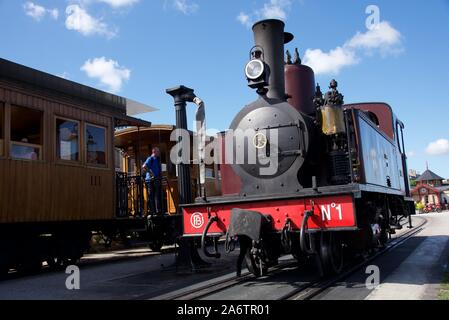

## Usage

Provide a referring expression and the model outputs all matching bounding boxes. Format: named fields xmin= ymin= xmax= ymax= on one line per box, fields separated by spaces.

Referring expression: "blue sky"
xmin=1 ymin=0 xmax=449 ymax=177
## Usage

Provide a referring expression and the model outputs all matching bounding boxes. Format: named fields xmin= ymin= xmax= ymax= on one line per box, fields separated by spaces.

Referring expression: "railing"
xmin=116 ymin=172 xmax=175 ymax=218
xmin=116 ymin=173 xmax=145 ymax=218
xmin=116 ymin=172 xmax=128 ymax=217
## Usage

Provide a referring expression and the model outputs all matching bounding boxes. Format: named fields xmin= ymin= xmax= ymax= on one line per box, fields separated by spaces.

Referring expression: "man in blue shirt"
xmin=142 ymin=147 xmax=162 ymax=215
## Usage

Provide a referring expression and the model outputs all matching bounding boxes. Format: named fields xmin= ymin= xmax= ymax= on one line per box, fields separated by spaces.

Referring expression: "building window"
xmin=56 ymin=118 xmax=80 ymax=161
xmin=0 ymin=103 xmax=4 ymax=157
xmin=10 ymin=105 xmax=43 ymax=161
xmin=86 ymin=124 xmax=107 ymax=166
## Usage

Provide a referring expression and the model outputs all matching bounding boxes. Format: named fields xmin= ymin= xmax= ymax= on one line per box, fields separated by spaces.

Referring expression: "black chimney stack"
xmin=252 ymin=19 xmax=293 ymax=100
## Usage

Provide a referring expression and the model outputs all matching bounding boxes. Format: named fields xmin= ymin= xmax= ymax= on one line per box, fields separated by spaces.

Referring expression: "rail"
xmin=115 ymin=173 xmax=176 ymax=218
xmin=282 ymin=216 xmax=428 ymax=300
xmin=156 ymin=216 xmax=428 ymax=300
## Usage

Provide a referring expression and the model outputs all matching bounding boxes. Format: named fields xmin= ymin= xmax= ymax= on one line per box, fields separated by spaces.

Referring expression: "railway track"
xmin=281 ymin=216 xmax=428 ymax=300
xmin=1 ymin=245 xmax=170 ymax=281
xmin=159 ymin=216 xmax=427 ymax=300
xmin=156 ymin=260 xmax=299 ymax=300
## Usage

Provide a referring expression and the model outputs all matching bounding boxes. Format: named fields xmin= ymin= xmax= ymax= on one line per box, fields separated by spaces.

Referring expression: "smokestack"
xmin=252 ymin=19 xmax=293 ymax=100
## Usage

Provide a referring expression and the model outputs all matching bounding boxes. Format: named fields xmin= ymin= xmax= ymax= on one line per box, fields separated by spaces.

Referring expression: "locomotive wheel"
xmin=245 ymin=251 xmax=267 ymax=277
xmin=0 ymin=248 xmax=11 ymax=276
xmin=147 ymin=217 xmax=164 ymax=252
xmin=149 ymin=239 xmax=164 ymax=252
xmin=0 ymin=257 xmax=9 ymax=276
xmin=293 ymin=252 xmax=313 ymax=267
xmin=16 ymin=238 xmax=43 ymax=274
xmin=378 ymin=228 xmax=389 ymax=247
xmin=47 ymin=256 xmax=69 ymax=270
xmin=319 ymin=232 xmax=344 ymax=275
xmin=16 ymin=258 xmax=42 ymax=274
xmin=0 ymin=266 xmax=8 ymax=277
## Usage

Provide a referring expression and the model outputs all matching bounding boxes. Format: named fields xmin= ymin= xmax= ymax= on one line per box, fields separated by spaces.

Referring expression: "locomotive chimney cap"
xmin=252 ymin=19 xmax=294 ymax=44
xmin=284 ymin=32 xmax=294 ymax=44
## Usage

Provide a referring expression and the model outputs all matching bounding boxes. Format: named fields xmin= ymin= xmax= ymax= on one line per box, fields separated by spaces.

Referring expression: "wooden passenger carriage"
xmin=0 ymin=58 xmax=222 ymax=273
xmin=0 ymin=59 xmax=191 ymax=273
xmin=0 ymin=58 xmax=153 ymax=225
xmin=114 ymin=125 xmax=222 ymax=217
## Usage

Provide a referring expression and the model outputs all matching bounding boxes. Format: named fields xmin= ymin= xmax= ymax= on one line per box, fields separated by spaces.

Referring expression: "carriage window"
xmin=10 ymin=105 xmax=43 ymax=161
xmin=86 ymin=124 xmax=107 ymax=165
xmin=0 ymin=103 xmax=4 ymax=156
xmin=56 ymin=118 xmax=79 ymax=161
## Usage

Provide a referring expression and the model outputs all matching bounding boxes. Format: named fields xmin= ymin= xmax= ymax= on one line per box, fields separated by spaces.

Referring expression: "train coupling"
xmin=227 ymin=209 xmax=273 ymax=277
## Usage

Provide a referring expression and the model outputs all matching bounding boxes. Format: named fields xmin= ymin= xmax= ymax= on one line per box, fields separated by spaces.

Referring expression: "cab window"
xmin=56 ymin=118 xmax=80 ymax=161
xmin=10 ymin=105 xmax=43 ymax=161
xmin=86 ymin=124 xmax=107 ymax=166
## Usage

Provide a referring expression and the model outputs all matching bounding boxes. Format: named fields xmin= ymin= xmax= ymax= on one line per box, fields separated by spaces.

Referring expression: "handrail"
xmin=300 ymin=210 xmax=315 ymax=254
xmin=201 ymin=214 xmax=221 ymax=259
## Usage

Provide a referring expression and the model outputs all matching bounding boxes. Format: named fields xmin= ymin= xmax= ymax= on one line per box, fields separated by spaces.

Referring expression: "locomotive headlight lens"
xmin=245 ymin=59 xmax=265 ymax=80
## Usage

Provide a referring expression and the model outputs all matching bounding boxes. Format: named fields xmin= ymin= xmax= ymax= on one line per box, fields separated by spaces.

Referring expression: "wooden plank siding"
xmin=0 ymin=80 xmax=116 ymax=223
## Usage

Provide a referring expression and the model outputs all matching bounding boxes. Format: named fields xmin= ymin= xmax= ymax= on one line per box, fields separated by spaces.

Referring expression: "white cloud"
xmin=426 ymin=139 xmax=449 ymax=156
xmin=97 ymin=0 xmax=139 ymax=8
xmin=237 ymin=12 xmax=251 ymax=28
xmin=407 ymin=151 xmax=416 ymax=158
xmin=303 ymin=21 xmax=403 ymax=75
xmin=49 ymin=8 xmax=59 ymax=20
xmin=65 ymin=4 xmax=117 ymax=38
xmin=173 ymin=0 xmax=199 ymax=15
xmin=23 ymin=2 xmax=59 ymax=21
xmin=81 ymin=57 xmax=130 ymax=93
xmin=237 ymin=0 xmax=292 ymax=28
xmin=346 ymin=21 xmax=402 ymax=55
xmin=303 ymin=47 xmax=358 ymax=75
xmin=260 ymin=0 xmax=291 ymax=20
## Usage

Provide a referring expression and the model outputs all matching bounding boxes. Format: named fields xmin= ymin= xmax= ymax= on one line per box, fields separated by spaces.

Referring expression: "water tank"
xmin=285 ymin=62 xmax=316 ymax=116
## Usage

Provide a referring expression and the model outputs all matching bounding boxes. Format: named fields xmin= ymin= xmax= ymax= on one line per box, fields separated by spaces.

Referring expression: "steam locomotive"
xmin=180 ymin=19 xmax=414 ymax=276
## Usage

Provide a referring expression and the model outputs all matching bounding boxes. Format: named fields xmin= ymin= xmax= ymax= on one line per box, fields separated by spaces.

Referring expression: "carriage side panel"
xmin=0 ymin=81 xmax=115 ymax=223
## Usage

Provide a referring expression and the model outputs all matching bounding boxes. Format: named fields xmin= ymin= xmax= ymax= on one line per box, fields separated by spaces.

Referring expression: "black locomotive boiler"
xmin=180 ymin=19 xmax=414 ymax=276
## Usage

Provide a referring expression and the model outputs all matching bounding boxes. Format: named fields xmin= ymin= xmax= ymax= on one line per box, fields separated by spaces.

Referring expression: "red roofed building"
xmin=411 ymin=169 xmax=449 ymax=206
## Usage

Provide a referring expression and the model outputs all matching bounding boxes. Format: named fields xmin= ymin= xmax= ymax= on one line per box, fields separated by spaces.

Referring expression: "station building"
xmin=411 ymin=169 xmax=449 ymax=205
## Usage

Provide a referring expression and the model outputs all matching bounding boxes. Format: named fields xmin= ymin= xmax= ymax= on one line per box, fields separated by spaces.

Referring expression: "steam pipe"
xmin=193 ymin=97 xmax=207 ymax=201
